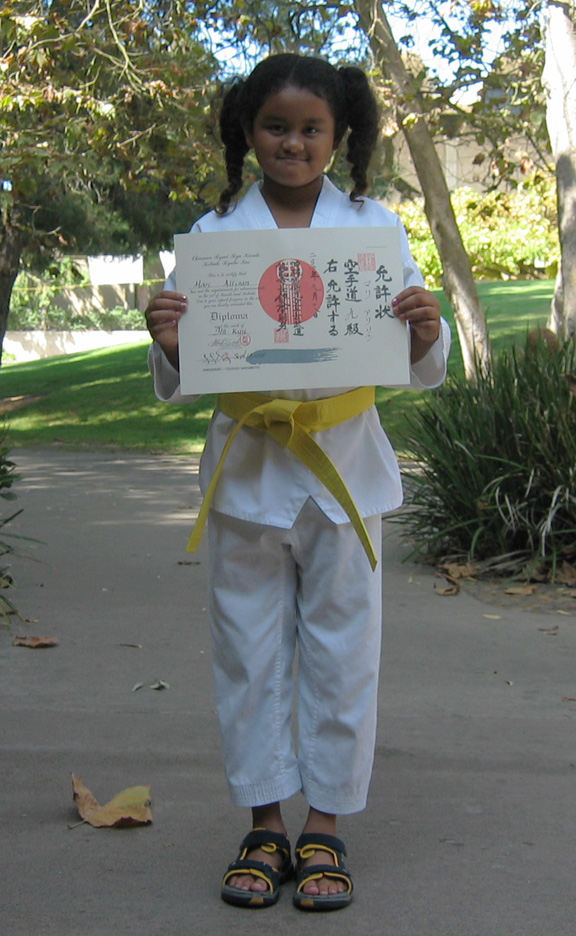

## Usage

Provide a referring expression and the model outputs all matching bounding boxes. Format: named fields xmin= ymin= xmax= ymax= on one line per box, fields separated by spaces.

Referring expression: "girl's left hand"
xmin=392 ymin=286 xmax=441 ymax=363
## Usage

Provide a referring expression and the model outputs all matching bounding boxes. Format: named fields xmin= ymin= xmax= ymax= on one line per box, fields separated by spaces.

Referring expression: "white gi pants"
xmin=207 ymin=498 xmax=383 ymax=815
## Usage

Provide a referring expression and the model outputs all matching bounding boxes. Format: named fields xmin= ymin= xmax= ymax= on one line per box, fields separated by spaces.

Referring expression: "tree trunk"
xmin=543 ymin=1 xmax=576 ymax=338
xmin=355 ymin=0 xmax=491 ymax=378
xmin=0 ymin=212 xmax=24 ymax=364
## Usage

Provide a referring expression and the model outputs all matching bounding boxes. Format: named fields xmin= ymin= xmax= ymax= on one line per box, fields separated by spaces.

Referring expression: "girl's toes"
xmin=229 ymin=873 xmax=268 ymax=892
xmin=302 ymin=879 xmax=319 ymax=895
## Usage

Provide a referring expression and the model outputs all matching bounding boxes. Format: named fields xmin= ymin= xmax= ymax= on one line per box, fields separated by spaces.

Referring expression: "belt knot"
xmin=257 ymin=398 xmax=300 ymax=435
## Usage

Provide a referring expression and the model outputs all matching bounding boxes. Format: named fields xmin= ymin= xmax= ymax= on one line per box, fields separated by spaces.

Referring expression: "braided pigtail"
xmin=216 ymin=80 xmax=250 ymax=215
xmin=338 ymin=67 xmax=379 ymax=200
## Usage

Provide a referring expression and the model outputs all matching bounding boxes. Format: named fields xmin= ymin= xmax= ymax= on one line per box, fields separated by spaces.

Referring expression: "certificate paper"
xmin=175 ymin=227 xmax=410 ymax=394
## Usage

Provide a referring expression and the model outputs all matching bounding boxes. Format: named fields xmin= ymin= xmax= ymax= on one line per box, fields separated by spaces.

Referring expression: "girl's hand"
xmin=393 ymin=286 xmax=441 ymax=364
xmin=144 ymin=290 xmax=187 ymax=370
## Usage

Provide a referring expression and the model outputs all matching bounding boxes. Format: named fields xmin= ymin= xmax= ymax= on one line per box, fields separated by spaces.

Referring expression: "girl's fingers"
xmin=393 ymin=287 xmax=441 ymax=341
xmin=145 ymin=291 xmax=187 ymax=326
xmin=144 ymin=291 xmax=187 ymax=358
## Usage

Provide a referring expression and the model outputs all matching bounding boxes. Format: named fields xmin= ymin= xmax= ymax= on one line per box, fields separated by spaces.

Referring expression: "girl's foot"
xmin=226 ymin=831 xmax=287 ymax=893
xmin=221 ymin=827 xmax=293 ymax=907
xmin=293 ymin=832 xmax=353 ymax=910
xmin=296 ymin=809 xmax=350 ymax=901
xmin=224 ymin=803 xmax=289 ymax=897
xmin=299 ymin=845 xmax=347 ymax=896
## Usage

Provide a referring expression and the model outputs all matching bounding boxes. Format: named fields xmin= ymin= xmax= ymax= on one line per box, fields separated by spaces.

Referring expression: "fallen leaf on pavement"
xmin=12 ymin=635 xmax=58 ymax=648
xmin=504 ymin=585 xmax=537 ymax=596
xmin=557 ymin=588 xmax=576 ymax=599
xmin=149 ymin=679 xmax=170 ymax=690
xmin=438 ymin=562 xmax=477 ymax=580
xmin=71 ymin=774 xmax=153 ymax=828
xmin=435 ymin=583 xmax=460 ymax=596
xmin=556 ymin=562 xmax=576 ymax=587
xmin=538 ymin=625 xmax=559 ymax=634
xmin=434 ymin=575 xmax=460 ymax=597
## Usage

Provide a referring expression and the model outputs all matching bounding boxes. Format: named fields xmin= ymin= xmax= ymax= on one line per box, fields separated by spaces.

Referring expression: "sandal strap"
xmin=295 ymin=832 xmax=347 ymax=863
xmin=240 ymin=828 xmax=292 ymax=861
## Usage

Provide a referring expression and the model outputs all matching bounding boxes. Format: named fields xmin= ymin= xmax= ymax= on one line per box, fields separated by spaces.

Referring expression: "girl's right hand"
xmin=144 ymin=290 xmax=187 ymax=370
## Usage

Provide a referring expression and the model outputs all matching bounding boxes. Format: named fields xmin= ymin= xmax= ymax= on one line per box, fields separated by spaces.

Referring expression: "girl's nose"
xmin=282 ymin=132 xmax=304 ymax=152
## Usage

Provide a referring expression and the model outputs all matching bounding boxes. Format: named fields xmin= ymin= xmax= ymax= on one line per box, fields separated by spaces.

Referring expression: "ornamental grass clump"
xmin=398 ymin=335 xmax=576 ymax=580
xmin=0 ymin=431 xmax=21 ymax=618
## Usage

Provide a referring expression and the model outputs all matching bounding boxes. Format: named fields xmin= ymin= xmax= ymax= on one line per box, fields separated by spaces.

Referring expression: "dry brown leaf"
xmin=434 ymin=583 xmax=460 ymax=597
xmin=504 ymin=585 xmax=537 ymax=596
xmin=438 ymin=563 xmax=477 ymax=580
xmin=71 ymin=774 xmax=153 ymax=828
xmin=434 ymin=573 xmax=460 ymax=597
xmin=556 ymin=562 xmax=576 ymax=587
xmin=12 ymin=635 xmax=58 ymax=649
xmin=538 ymin=625 xmax=559 ymax=634
xmin=556 ymin=588 xmax=576 ymax=599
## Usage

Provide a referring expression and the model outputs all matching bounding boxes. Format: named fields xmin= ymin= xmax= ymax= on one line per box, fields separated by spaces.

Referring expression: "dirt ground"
xmin=460 ymin=576 xmax=576 ymax=617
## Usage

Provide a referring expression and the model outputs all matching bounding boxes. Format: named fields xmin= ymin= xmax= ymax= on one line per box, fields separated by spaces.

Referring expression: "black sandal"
xmin=293 ymin=832 xmax=353 ymax=911
xmin=221 ymin=828 xmax=293 ymax=908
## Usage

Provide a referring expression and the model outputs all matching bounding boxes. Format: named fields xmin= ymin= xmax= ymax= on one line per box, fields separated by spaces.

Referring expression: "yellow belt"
xmin=186 ymin=385 xmax=378 ymax=570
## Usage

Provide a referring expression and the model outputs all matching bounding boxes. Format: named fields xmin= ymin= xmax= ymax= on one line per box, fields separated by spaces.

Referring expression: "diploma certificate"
xmin=175 ymin=226 xmax=410 ymax=394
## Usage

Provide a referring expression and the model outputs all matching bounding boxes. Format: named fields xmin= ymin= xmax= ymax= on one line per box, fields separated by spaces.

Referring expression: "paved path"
xmin=1 ymin=450 xmax=575 ymax=935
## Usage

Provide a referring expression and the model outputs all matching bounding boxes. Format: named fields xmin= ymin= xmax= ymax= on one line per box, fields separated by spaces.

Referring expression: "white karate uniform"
xmin=150 ymin=176 xmax=451 ymax=814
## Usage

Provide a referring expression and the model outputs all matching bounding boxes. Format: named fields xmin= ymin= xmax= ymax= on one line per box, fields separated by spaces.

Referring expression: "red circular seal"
xmin=258 ymin=259 xmax=324 ymax=325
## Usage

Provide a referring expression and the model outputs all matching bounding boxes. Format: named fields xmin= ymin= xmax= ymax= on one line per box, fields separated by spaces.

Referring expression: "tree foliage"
xmin=0 ymin=0 xmax=222 ymax=355
xmin=383 ymin=0 xmax=549 ymax=183
xmin=2 ymin=1 xmax=572 ymax=363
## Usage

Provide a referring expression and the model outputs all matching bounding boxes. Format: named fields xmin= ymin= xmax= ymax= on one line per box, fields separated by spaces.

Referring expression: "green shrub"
xmin=10 ymin=257 xmax=145 ymax=331
xmin=396 ymin=175 xmax=560 ymax=287
xmin=10 ymin=257 xmax=89 ymax=330
xmin=397 ymin=335 xmax=576 ymax=579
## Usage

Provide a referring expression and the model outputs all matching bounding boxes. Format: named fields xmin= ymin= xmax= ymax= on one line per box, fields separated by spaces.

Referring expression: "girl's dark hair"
xmin=216 ymin=53 xmax=379 ymax=215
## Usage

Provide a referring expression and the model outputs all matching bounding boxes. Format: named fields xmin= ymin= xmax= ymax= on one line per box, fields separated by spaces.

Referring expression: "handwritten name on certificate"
xmin=175 ymin=227 xmax=410 ymax=394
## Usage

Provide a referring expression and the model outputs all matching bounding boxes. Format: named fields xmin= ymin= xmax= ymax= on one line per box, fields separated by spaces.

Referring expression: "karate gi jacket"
xmin=150 ymin=176 xmax=451 ymax=528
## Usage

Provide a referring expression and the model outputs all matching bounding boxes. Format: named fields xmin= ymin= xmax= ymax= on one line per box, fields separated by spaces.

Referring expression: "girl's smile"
xmin=245 ymin=86 xmax=337 ymax=199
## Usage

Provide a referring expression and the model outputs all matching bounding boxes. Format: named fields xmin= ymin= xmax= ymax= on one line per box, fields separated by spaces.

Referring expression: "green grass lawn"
xmin=1 ymin=280 xmax=554 ymax=455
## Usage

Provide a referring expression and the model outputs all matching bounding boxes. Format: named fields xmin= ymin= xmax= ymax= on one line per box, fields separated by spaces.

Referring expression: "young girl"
xmin=146 ymin=53 xmax=450 ymax=912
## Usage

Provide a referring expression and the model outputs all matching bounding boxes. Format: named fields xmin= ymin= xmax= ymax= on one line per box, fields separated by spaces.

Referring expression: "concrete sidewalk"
xmin=1 ymin=449 xmax=575 ymax=936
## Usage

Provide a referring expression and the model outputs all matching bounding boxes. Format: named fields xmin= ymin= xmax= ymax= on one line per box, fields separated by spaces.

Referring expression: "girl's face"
xmin=245 ymin=86 xmax=337 ymax=195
